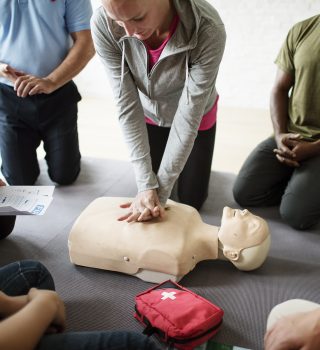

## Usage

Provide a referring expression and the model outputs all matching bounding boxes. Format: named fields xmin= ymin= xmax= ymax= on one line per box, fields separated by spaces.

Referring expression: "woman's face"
xmin=103 ymin=0 xmax=166 ymax=40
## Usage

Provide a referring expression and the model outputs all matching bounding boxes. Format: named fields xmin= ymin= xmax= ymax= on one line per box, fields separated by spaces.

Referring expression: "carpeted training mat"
xmin=0 ymin=158 xmax=319 ymax=349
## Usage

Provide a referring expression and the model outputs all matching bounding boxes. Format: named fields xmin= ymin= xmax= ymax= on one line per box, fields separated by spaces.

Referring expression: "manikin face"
xmin=102 ymin=0 xmax=167 ymax=40
xmin=218 ymin=207 xmax=269 ymax=260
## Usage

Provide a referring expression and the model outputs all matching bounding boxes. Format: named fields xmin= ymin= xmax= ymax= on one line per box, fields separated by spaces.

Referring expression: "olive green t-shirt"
xmin=275 ymin=15 xmax=320 ymax=141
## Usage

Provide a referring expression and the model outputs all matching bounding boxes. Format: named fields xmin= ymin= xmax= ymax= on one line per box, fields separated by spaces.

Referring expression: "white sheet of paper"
xmin=0 ymin=186 xmax=55 ymax=215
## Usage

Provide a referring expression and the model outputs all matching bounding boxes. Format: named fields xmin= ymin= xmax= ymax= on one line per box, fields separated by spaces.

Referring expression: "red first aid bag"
xmin=134 ymin=280 xmax=224 ymax=350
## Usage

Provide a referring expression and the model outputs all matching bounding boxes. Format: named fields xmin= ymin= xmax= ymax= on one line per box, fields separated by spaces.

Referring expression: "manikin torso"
xmin=68 ymin=197 xmax=270 ymax=283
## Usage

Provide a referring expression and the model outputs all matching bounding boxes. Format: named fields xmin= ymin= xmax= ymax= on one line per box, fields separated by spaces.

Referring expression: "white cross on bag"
xmin=161 ymin=291 xmax=176 ymax=300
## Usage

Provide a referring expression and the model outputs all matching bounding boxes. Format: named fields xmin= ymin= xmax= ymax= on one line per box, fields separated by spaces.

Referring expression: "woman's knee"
xmin=19 ymin=260 xmax=55 ymax=291
xmin=178 ymin=190 xmax=208 ymax=211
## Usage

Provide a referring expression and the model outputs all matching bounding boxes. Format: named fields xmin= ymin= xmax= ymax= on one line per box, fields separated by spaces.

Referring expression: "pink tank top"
xmin=144 ymin=15 xmax=218 ymax=131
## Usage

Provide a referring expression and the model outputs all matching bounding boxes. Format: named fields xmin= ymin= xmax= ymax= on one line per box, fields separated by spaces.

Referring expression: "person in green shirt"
xmin=233 ymin=15 xmax=320 ymax=230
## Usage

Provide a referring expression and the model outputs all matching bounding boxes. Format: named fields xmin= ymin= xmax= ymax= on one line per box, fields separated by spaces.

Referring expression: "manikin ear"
xmin=222 ymin=235 xmax=271 ymax=271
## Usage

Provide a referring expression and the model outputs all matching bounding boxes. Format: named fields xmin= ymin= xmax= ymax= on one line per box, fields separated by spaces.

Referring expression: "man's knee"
xmin=233 ymin=177 xmax=253 ymax=207
xmin=280 ymin=198 xmax=319 ymax=230
xmin=3 ymin=167 xmax=39 ymax=186
xmin=0 ymin=216 xmax=16 ymax=239
xmin=48 ymin=165 xmax=80 ymax=185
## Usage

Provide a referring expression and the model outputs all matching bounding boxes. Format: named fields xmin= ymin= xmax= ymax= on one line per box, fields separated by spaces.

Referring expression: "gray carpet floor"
xmin=0 ymin=158 xmax=319 ymax=350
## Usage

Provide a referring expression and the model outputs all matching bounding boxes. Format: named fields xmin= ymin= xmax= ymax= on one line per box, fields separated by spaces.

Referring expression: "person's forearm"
xmin=270 ymin=86 xmax=290 ymax=136
xmin=0 ymin=62 xmax=6 ymax=78
xmin=0 ymin=296 xmax=57 ymax=350
xmin=310 ymin=140 xmax=320 ymax=155
xmin=46 ymin=30 xmax=95 ymax=90
xmin=0 ymin=293 xmax=28 ymax=318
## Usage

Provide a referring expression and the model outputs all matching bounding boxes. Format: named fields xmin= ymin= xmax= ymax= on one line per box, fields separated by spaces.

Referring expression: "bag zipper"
xmin=135 ymin=307 xmax=223 ymax=344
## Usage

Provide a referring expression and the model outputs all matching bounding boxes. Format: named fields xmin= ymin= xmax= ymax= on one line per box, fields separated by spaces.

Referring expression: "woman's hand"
xmin=28 ymin=288 xmax=66 ymax=333
xmin=118 ymin=189 xmax=165 ymax=222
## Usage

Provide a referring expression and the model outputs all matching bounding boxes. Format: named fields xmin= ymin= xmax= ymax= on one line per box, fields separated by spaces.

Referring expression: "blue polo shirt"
xmin=0 ymin=0 xmax=92 ymax=86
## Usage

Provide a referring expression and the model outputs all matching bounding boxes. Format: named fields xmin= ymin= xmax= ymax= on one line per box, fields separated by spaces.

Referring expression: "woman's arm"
xmin=0 ymin=292 xmax=28 ymax=318
xmin=91 ymin=9 xmax=158 ymax=194
xmin=157 ymin=23 xmax=226 ymax=204
xmin=0 ymin=288 xmax=66 ymax=350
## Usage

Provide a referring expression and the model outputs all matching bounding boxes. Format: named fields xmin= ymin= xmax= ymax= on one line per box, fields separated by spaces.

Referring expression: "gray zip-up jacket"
xmin=91 ymin=0 xmax=226 ymax=204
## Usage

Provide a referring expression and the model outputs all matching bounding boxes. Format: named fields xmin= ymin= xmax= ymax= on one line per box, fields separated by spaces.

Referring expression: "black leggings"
xmin=147 ymin=123 xmax=216 ymax=210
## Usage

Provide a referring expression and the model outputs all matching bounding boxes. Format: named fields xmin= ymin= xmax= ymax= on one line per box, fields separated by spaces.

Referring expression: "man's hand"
xmin=14 ymin=75 xmax=57 ymax=98
xmin=0 ymin=179 xmax=6 ymax=187
xmin=28 ymin=288 xmax=66 ymax=333
xmin=0 ymin=63 xmax=25 ymax=83
xmin=290 ymin=140 xmax=320 ymax=162
xmin=264 ymin=309 xmax=320 ymax=350
xmin=118 ymin=189 xmax=165 ymax=223
xmin=273 ymin=133 xmax=301 ymax=167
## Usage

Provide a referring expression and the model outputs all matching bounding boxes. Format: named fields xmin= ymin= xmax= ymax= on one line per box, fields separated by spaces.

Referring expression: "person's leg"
xmin=36 ymin=331 xmax=160 ymax=350
xmin=146 ymin=123 xmax=170 ymax=173
xmin=233 ymin=137 xmax=294 ymax=207
xmin=0 ymin=260 xmax=55 ymax=296
xmin=177 ymin=124 xmax=216 ymax=210
xmin=280 ymin=155 xmax=320 ymax=230
xmin=266 ymin=299 xmax=320 ymax=330
xmin=0 ymin=216 xmax=16 ymax=239
xmin=0 ymin=83 xmax=41 ymax=185
xmin=40 ymin=82 xmax=81 ymax=185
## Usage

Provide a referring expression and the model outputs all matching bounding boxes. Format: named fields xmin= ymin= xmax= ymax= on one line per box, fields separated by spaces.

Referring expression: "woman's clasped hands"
xmin=118 ymin=189 xmax=165 ymax=223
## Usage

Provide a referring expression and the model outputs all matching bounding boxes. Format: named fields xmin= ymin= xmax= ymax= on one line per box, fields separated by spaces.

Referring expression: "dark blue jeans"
xmin=0 ymin=260 xmax=55 ymax=295
xmin=0 ymin=260 xmax=160 ymax=350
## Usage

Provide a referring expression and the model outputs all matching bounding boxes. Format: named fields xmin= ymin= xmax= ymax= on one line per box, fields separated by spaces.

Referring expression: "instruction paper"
xmin=0 ymin=186 xmax=55 ymax=216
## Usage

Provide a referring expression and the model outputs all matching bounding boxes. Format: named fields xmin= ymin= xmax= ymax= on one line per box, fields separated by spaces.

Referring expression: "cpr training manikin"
xmin=68 ymin=197 xmax=270 ymax=283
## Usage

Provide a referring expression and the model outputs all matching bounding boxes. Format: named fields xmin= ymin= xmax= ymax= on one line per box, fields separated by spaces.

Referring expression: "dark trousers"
xmin=0 ymin=260 xmax=160 ymax=350
xmin=0 ymin=82 xmax=81 ymax=185
xmin=147 ymin=123 xmax=216 ymax=210
xmin=233 ymin=136 xmax=320 ymax=230
xmin=0 ymin=216 xmax=16 ymax=239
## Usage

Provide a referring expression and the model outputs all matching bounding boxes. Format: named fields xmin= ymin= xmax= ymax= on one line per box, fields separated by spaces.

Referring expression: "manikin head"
xmin=101 ymin=0 xmax=172 ymax=40
xmin=218 ymin=207 xmax=270 ymax=271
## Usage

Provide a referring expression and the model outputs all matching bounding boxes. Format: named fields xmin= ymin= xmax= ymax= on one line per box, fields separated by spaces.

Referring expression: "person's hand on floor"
xmin=0 ymin=179 xmax=6 ymax=187
xmin=264 ymin=308 xmax=320 ymax=350
xmin=118 ymin=189 xmax=165 ymax=222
